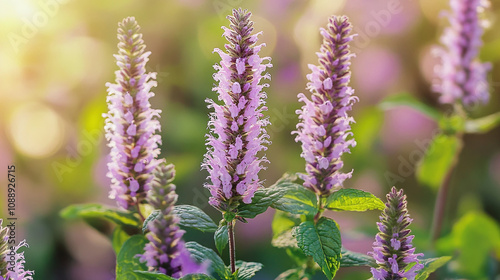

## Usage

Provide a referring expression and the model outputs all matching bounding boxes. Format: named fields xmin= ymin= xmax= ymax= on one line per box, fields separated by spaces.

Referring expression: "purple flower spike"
xmin=139 ymin=163 xmax=206 ymax=278
xmin=104 ymin=17 xmax=162 ymax=210
xmin=369 ymin=187 xmax=424 ymax=280
xmin=203 ymin=8 xmax=272 ymax=211
xmin=433 ymin=0 xmax=491 ymax=106
xmin=0 ymin=220 xmax=34 ymax=280
xmin=294 ymin=16 xmax=358 ymax=196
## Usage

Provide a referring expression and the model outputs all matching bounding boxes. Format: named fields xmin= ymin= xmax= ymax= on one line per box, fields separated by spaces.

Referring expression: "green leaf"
xmin=142 ymin=210 xmax=161 ymax=234
xmin=173 ymin=205 xmax=218 ymax=232
xmin=60 ymin=203 xmax=141 ymax=228
xmin=235 ymin=260 xmax=263 ymax=280
xmin=379 ymin=93 xmax=441 ymax=121
xmin=464 ymin=112 xmax=500 ymax=134
xmin=293 ymin=217 xmax=342 ymax=279
xmin=214 ymin=224 xmax=228 ymax=254
xmin=237 ymin=187 xmax=285 ymax=219
xmin=324 ymin=189 xmax=385 ymax=212
xmin=416 ymin=133 xmax=463 ymax=191
xmin=272 ymin=183 xmax=318 ymax=217
xmin=340 ymin=248 xmax=375 ymax=267
xmin=415 ymin=256 xmax=452 ymax=280
xmin=185 ymin=241 xmax=226 ymax=278
xmin=116 ymin=235 xmax=148 ymax=280
xmin=112 ymin=227 xmax=131 ymax=255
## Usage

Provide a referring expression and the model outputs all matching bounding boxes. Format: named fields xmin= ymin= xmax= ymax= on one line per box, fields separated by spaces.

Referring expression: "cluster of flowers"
xmin=102 ymin=0 xmax=490 ymax=276
xmin=0 ymin=220 xmax=34 ymax=280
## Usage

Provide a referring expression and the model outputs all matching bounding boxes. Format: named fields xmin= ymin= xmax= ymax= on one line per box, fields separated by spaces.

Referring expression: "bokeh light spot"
xmin=8 ymin=102 xmax=65 ymax=158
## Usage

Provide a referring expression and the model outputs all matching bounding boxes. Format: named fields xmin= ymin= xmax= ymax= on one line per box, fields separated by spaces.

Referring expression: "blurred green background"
xmin=0 ymin=0 xmax=499 ymax=279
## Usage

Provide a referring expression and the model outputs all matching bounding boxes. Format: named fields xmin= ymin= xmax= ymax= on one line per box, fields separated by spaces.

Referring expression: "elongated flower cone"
xmin=369 ymin=187 xmax=424 ymax=280
xmin=433 ymin=0 xmax=491 ymax=106
xmin=294 ymin=16 xmax=358 ymax=196
xmin=104 ymin=17 xmax=162 ymax=210
xmin=203 ymin=8 xmax=272 ymax=211
xmin=0 ymin=220 xmax=34 ymax=280
xmin=139 ymin=163 xmax=206 ymax=278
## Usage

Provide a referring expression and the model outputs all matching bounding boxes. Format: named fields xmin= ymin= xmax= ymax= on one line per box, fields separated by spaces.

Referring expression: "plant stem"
xmin=228 ymin=220 xmax=236 ymax=273
xmin=135 ymin=200 xmax=146 ymax=222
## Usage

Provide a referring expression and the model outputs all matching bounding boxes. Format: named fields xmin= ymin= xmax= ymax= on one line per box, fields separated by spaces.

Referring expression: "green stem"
xmin=228 ymin=220 xmax=236 ymax=273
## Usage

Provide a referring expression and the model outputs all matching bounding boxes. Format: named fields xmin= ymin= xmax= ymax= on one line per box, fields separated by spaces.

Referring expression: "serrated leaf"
xmin=340 ymin=248 xmax=375 ymax=267
xmin=185 ymin=241 xmax=226 ymax=278
xmin=116 ymin=235 xmax=148 ymax=280
xmin=214 ymin=224 xmax=228 ymax=254
xmin=60 ymin=203 xmax=141 ymax=228
xmin=173 ymin=205 xmax=218 ymax=232
xmin=415 ymin=256 xmax=452 ymax=280
xmin=272 ymin=183 xmax=318 ymax=217
xmin=112 ymin=227 xmax=131 ymax=255
xmin=325 ymin=189 xmax=385 ymax=212
xmin=416 ymin=133 xmax=462 ymax=191
xmin=237 ymin=187 xmax=285 ymax=219
xmin=464 ymin=112 xmax=500 ymax=134
xmin=293 ymin=217 xmax=342 ymax=279
xmin=379 ymin=93 xmax=441 ymax=121
xmin=142 ymin=210 xmax=161 ymax=233
xmin=235 ymin=260 xmax=263 ymax=280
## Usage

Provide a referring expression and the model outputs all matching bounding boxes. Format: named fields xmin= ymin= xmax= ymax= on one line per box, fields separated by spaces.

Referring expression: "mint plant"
xmin=56 ymin=3 xmax=500 ymax=279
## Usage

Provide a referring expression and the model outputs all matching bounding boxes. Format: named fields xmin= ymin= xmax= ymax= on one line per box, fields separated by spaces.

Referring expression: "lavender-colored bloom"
xmin=294 ymin=16 xmax=358 ymax=196
xmin=203 ymin=8 xmax=271 ymax=211
xmin=433 ymin=0 xmax=491 ymax=106
xmin=104 ymin=17 xmax=162 ymax=210
xmin=139 ymin=163 xmax=206 ymax=278
xmin=369 ymin=187 xmax=424 ymax=280
xmin=0 ymin=220 xmax=33 ymax=280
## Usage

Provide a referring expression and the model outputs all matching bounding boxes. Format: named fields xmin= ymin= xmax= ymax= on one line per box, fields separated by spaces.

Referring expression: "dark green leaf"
xmin=224 ymin=211 xmax=236 ymax=223
xmin=379 ymin=93 xmax=441 ymax=121
xmin=415 ymin=256 xmax=452 ymax=280
xmin=116 ymin=235 xmax=148 ymax=280
xmin=340 ymin=248 xmax=375 ymax=267
xmin=464 ymin=112 xmax=500 ymax=134
xmin=416 ymin=133 xmax=462 ymax=191
xmin=142 ymin=210 xmax=161 ymax=234
xmin=272 ymin=183 xmax=318 ymax=217
xmin=293 ymin=217 xmax=342 ymax=279
xmin=112 ymin=227 xmax=131 ymax=255
xmin=185 ymin=241 xmax=225 ymax=278
xmin=214 ymin=224 xmax=228 ymax=254
xmin=235 ymin=260 xmax=263 ymax=280
xmin=60 ymin=203 xmax=141 ymax=228
xmin=324 ymin=189 xmax=385 ymax=212
xmin=237 ymin=187 xmax=285 ymax=219
xmin=173 ymin=205 xmax=217 ymax=232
